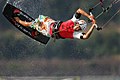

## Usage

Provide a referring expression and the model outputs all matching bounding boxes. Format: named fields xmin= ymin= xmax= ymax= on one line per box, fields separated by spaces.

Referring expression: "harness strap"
xmin=51 ymin=21 xmax=63 ymax=39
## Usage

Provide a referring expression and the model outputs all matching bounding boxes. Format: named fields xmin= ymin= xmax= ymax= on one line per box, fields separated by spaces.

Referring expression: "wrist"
xmin=88 ymin=16 xmax=91 ymax=20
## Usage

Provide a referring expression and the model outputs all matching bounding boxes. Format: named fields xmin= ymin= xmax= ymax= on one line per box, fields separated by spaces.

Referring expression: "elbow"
xmin=76 ymin=8 xmax=82 ymax=13
xmin=82 ymin=35 xmax=89 ymax=40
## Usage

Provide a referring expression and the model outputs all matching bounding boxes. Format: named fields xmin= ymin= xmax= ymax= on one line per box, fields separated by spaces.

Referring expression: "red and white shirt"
xmin=58 ymin=14 xmax=83 ymax=39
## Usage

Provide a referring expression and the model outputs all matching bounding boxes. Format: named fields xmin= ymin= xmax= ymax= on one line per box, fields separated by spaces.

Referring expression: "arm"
xmin=76 ymin=8 xmax=95 ymax=23
xmin=76 ymin=8 xmax=90 ymax=19
xmin=81 ymin=24 xmax=96 ymax=39
xmin=14 ymin=17 xmax=32 ymax=27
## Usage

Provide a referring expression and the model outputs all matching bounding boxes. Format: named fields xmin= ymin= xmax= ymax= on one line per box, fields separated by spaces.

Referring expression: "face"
xmin=74 ymin=23 xmax=82 ymax=31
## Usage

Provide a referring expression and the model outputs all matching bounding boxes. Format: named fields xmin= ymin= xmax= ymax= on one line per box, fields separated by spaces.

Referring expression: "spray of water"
xmin=7 ymin=0 xmax=49 ymax=18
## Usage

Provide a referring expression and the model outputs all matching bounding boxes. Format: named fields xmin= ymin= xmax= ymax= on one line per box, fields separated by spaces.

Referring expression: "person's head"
xmin=74 ymin=20 xmax=87 ymax=31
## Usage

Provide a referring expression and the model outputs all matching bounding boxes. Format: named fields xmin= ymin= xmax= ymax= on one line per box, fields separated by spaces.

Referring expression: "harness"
xmin=51 ymin=21 xmax=63 ymax=39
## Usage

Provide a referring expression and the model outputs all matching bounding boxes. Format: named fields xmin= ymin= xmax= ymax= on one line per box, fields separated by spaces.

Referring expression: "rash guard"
xmin=58 ymin=13 xmax=84 ymax=39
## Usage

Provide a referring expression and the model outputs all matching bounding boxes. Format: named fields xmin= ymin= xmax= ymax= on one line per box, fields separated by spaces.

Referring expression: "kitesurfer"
xmin=14 ymin=8 xmax=97 ymax=40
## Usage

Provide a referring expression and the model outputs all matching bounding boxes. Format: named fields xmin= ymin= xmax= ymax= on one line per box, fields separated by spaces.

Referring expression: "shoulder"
xmin=71 ymin=13 xmax=81 ymax=22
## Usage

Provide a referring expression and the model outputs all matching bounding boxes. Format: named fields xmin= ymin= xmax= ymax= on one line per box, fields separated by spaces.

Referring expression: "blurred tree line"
xmin=0 ymin=26 xmax=119 ymax=60
xmin=0 ymin=0 xmax=120 ymax=60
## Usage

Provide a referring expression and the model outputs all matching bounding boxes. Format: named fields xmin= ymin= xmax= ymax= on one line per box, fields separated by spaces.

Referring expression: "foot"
xmin=14 ymin=17 xmax=20 ymax=22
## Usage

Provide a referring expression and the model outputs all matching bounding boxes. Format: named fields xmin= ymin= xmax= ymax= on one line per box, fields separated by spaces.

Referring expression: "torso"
xmin=59 ymin=20 xmax=75 ymax=39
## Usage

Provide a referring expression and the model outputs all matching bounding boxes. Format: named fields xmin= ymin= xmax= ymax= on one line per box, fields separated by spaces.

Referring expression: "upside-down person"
xmin=14 ymin=8 xmax=98 ymax=40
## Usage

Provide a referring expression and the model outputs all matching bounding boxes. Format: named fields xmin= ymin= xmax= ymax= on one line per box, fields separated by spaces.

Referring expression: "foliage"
xmin=0 ymin=26 xmax=120 ymax=60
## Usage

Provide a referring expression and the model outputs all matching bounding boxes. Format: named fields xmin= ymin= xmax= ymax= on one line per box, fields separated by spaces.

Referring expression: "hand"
xmin=89 ymin=15 xmax=96 ymax=24
xmin=93 ymin=24 xmax=102 ymax=31
xmin=92 ymin=19 xmax=96 ymax=24
xmin=93 ymin=24 xmax=98 ymax=28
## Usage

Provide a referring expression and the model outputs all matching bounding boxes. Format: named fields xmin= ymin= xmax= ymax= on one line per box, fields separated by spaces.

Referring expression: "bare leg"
xmin=14 ymin=17 xmax=32 ymax=27
xmin=14 ymin=17 xmax=39 ymax=36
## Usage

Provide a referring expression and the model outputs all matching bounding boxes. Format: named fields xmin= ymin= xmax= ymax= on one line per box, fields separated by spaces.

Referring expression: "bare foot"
xmin=14 ymin=17 xmax=20 ymax=22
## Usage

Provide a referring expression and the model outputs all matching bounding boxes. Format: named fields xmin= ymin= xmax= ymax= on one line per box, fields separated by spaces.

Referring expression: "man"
xmin=14 ymin=8 xmax=97 ymax=40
